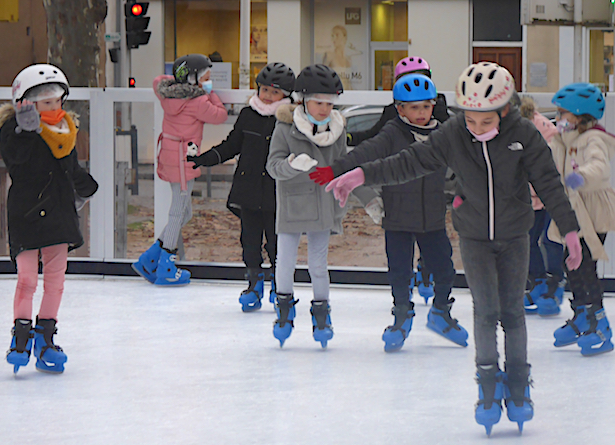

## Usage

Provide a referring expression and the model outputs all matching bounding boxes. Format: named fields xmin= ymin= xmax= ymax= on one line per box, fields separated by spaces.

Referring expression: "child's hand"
xmin=364 ymin=197 xmax=384 ymax=225
xmin=15 ymin=100 xmax=42 ymax=134
xmin=288 ymin=153 xmax=318 ymax=172
xmin=325 ymin=167 xmax=365 ymax=207
xmin=309 ymin=166 xmax=334 ymax=185
xmin=564 ymin=231 xmax=582 ymax=270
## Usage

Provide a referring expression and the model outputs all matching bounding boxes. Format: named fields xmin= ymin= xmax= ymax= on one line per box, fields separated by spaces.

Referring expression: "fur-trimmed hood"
xmin=520 ymin=97 xmax=536 ymax=120
xmin=157 ymin=78 xmax=206 ymax=99
xmin=275 ymin=103 xmax=299 ymax=124
xmin=0 ymin=103 xmax=79 ymax=129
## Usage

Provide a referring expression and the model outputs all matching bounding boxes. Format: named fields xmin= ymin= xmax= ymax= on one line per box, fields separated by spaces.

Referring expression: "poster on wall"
xmin=314 ymin=1 xmax=368 ymax=91
xmin=250 ymin=25 xmax=268 ymax=63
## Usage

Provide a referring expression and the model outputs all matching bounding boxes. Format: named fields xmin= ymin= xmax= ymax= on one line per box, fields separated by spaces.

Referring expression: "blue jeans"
xmin=385 ymin=229 xmax=455 ymax=307
xmin=528 ymin=209 xmax=564 ymax=280
xmin=459 ymin=236 xmax=529 ymax=368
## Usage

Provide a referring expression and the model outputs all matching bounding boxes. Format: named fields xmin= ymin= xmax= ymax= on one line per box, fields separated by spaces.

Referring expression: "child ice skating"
xmin=325 ymin=62 xmax=582 ymax=434
xmin=1 ymin=64 xmax=99 ymax=374
xmin=549 ymin=82 xmax=615 ymax=356
xmin=310 ymin=74 xmax=467 ymax=352
xmin=266 ymin=64 xmax=376 ymax=348
xmin=132 ymin=54 xmax=227 ymax=286
xmin=188 ymin=63 xmax=296 ymax=311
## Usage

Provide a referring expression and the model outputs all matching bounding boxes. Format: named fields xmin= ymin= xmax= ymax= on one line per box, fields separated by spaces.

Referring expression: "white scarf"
xmin=293 ymin=106 xmax=345 ymax=147
xmin=249 ymin=95 xmax=290 ymax=116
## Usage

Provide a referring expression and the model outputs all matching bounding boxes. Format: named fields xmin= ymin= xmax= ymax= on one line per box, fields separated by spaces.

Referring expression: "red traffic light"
xmin=129 ymin=77 xmax=136 ymax=88
xmin=131 ymin=4 xmax=143 ymax=16
xmin=125 ymin=2 xmax=149 ymax=17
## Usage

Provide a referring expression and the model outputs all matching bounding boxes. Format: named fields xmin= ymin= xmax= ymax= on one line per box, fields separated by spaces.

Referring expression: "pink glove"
xmin=565 ymin=231 xmax=582 ymax=270
xmin=325 ymin=167 xmax=365 ymax=207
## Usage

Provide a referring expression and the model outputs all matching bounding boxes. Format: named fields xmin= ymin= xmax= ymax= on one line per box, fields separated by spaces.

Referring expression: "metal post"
xmin=239 ymin=0 xmax=251 ymax=89
xmin=573 ymin=0 xmax=583 ymax=82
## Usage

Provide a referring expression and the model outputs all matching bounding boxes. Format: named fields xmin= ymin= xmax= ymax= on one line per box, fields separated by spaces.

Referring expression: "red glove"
xmin=309 ymin=166 xmax=334 ymax=185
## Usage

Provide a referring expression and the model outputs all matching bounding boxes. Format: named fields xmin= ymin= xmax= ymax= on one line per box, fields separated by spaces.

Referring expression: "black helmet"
xmin=256 ymin=63 xmax=296 ymax=93
xmin=173 ymin=54 xmax=213 ymax=84
xmin=295 ymin=64 xmax=343 ymax=96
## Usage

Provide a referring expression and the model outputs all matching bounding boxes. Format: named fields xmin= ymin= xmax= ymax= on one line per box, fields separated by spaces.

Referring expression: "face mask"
xmin=305 ymin=107 xmax=331 ymax=126
xmin=39 ymin=109 xmax=66 ymax=126
xmin=556 ymin=118 xmax=576 ymax=134
xmin=201 ymin=80 xmax=213 ymax=94
xmin=467 ymin=126 xmax=499 ymax=142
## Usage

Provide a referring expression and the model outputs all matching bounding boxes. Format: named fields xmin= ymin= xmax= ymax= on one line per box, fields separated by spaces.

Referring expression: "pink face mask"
xmin=467 ymin=126 xmax=499 ymax=142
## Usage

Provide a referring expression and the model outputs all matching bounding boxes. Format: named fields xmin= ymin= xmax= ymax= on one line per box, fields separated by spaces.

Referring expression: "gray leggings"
xmin=459 ymin=235 xmax=529 ymax=368
xmin=160 ymin=180 xmax=194 ymax=252
xmin=275 ymin=231 xmax=331 ymax=301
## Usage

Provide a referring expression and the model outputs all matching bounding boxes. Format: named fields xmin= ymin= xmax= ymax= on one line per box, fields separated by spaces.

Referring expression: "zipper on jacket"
xmin=38 ymin=171 xmax=53 ymax=200
xmin=481 ymin=141 xmax=495 ymax=240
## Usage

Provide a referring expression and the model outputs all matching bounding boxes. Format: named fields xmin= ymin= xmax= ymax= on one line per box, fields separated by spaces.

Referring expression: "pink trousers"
xmin=13 ymin=244 xmax=68 ymax=322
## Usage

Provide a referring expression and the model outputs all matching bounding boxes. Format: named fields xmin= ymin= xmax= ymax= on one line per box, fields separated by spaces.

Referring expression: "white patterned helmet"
xmin=455 ymin=62 xmax=515 ymax=111
xmin=11 ymin=64 xmax=69 ymax=105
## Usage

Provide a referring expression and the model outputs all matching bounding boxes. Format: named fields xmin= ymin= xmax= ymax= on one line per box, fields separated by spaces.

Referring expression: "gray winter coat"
xmin=360 ymin=109 xmax=579 ymax=241
xmin=267 ymin=104 xmax=375 ymax=234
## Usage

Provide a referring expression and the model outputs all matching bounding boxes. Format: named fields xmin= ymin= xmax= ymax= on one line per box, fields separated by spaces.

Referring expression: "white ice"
xmin=0 ymin=276 xmax=614 ymax=445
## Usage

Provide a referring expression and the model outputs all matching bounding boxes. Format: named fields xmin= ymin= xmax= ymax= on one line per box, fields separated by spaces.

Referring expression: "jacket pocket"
xmin=24 ymin=194 xmax=56 ymax=223
xmin=285 ymin=182 xmax=319 ymax=222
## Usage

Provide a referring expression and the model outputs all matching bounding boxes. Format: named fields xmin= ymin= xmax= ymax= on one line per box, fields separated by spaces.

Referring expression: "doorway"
xmin=473 ymin=47 xmax=522 ymax=91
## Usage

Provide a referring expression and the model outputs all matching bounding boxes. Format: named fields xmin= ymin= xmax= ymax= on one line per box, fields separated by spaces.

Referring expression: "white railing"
xmin=1 ymin=87 xmax=615 ymax=275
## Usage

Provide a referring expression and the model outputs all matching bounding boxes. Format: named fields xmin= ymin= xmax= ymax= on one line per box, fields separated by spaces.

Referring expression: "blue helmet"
xmin=552 ymin=83 xmax=605 ymax=119
xmin=393 ymin=74 xmax=437 ymax=103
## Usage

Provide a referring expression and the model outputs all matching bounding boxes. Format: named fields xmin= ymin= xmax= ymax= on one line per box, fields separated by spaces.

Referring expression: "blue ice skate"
xmin=311 ymin=300 xmax=334 ymax=348
xmin=132 ymin=240 xmax=162 ymax=284
xmin=6 ymin=319 xmax=34 ymax=374
xmin=554 ymin=304 xmax=589 ymax=347
xmin=273 ymin=294 xmax=298 ymax=347
xmin=537 ymin=274 xmax=566 ymax=317
xmin=475 ymin=365 xmax=504 ymax=436
xmin=416 ymin=261 xmax=434 ymax=304
xmin=503 ymin=364 xmax=533 ymax=433
xmin=382 ymin=303 xmax=415 ymax=352
xmin=33 ymin=319 xmax=67 ymax=374
xmin=577 ymin=307 xmax=614 ymax=356
xmin=523 ymin=277 xmax=547 ymax=313
xmin=153 ymin=248 xmax=191 ymax=286
xmin=426 ymin=299 xmax=468 ymax=347
xmin=238 ymin=269 xmax=264 ymax=312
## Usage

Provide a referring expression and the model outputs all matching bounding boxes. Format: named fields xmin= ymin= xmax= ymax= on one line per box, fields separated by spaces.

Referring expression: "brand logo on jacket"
xmin=508 ymin=142 xmax=523 ymax=151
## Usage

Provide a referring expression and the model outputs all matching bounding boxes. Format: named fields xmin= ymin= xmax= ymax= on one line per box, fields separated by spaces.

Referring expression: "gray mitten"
xmin=15 ymin=101 xmax=41 ymax=134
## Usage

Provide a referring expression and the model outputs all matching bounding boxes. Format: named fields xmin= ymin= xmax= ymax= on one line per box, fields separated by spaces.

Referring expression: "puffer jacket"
xmin=0 ymin=105 xmax=98 ymax=261
xmin=267 ymin=104 xmax=375 ymax=234
xmin=154 ymin=75 xmax=228 ymax=188
xmin=548 ymin=126 xmax=615 ymax=260
xmin=360 ymin=108 xmax=579 ymax=242
xmin=331 ymin=117 xmax=447 ymax=233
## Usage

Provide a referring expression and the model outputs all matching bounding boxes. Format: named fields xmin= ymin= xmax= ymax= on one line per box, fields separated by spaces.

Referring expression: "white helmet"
xmin=455 ymin=62 xmax=515 ymax=111
xmin=11 ymin=64 xmax=69 ymax=105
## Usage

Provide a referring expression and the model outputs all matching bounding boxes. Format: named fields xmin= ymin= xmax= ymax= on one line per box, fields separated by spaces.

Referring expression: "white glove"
xmin=74 ymin=193 xmax=90 ymax=212
xmin=288 ymin=153 xmax=318 ymax=172
xmin=365 ymin=197 xmax=385 ymax=225
xmin=186 ymin=142 xmax=198 ymax=157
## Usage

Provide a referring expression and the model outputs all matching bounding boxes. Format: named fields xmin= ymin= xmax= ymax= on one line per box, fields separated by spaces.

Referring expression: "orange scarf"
xmin=39 ymin=113 xmax=78 ymax=159
xmin=40 ymin=109 xmax=67 ymax=126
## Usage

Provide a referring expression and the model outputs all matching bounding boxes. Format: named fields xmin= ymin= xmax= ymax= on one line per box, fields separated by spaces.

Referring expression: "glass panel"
xmin=473 ymin=0 xmax=522 ymax=42
xmin=371 ymin=0 xmax=407 ymax=42
xmin=589 ymin=30 xmax=614 ymax=92
xmin=374 ymin=49 xmax=407 ymax=90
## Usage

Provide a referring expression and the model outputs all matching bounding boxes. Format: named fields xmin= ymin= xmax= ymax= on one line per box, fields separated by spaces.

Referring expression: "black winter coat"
xmin=332 ymin=118 xmax=446 ymax=233
xmin=198 ymin=106 xmax=276 ymax=214
xmin=348 ymin=93 xmax=449 ymax=147
xmin=0 ymin=116 xmax=98 ymax=261
xmin=360 ymin=109 xmax=579 ymax=241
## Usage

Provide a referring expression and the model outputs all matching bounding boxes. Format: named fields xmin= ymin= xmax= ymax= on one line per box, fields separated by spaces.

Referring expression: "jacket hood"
xmin=275 ymin=103 xmax=299 ymax=124
xmin=157 ymin=78 xmax=206 ymax=100
xmin=519 ymin=97 xmax=536 ymax=120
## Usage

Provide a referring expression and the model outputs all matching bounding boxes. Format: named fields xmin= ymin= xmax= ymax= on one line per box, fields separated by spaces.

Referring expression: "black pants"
xmin=240 ymin=208 xmax=276 ymax=270
xmin=564 ymin=233 xmax=607 ymax=306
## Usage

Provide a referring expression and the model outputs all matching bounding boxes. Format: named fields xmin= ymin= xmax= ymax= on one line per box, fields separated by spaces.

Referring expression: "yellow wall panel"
xmin=0 ymin=0 xmax=19 ymax=22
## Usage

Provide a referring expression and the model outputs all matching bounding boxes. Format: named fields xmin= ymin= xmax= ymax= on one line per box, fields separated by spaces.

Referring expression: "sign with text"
xmin=345 ymin=8 xmax=361 ymax=25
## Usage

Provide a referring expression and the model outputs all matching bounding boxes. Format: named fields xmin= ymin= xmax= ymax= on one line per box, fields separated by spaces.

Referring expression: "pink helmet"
xmin=395 ymin=56 xmax=431 ymax=80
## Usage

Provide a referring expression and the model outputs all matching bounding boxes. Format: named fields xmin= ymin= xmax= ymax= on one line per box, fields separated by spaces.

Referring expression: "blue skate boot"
xmin=536 ymin=274 xmax=566 ymax=317
xmin=523 ymin=277 xmax=547 ymax=313
xmin=6 ymin=319 xmax=34 ymax=374
xmin=503 ymin=363 xmax=533 ymax=433
xmin=416 ymin=259 xmax=434 ymax=304
xmin=153 ymin=247 xmax=191 ymax=286
xmin=554 ymin=303 xmax=589 ymax=347
xmin=426 ymin=298 xmax=469 ymax=347
xmin=577 ymin=306 xmax=614 ymax=356
xmin=311 ymin=300 xmax=334 ymax=349
xmin=269 ymin=273 xmax=277 ymax=305
xmin=475 ymin=364 xmax=504 ymax=436
xmin=238 ymin=268 xmax=264 ymax=312
xmin=132 ymin=240 xmax=162 ymax=284
xmin=33 ymin=318 xmax=67 ymax=374
xmin=273 ymin=293 xmax=298 ymax=347
xmin=382 ymin=302 xmax=415 ymax=352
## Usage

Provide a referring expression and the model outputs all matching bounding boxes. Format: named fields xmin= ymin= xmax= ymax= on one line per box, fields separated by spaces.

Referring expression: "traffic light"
xmin=125 ymin=1 xmax=151 ymax=49
xmin=128 ymin=77 xmax=136 ymax=88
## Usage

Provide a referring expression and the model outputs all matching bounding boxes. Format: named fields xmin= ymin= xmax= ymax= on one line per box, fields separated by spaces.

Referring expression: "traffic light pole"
xmin=239 ymin=0 xmax=250 ymax=89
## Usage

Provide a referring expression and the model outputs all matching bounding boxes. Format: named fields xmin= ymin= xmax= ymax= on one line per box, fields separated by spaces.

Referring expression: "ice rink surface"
xmin=0 ymin=275 xmax=613 ymax=445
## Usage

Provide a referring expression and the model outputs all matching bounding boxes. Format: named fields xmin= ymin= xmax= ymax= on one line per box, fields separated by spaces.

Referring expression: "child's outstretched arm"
xmin=196 ymin=91 xmax=228 ymax=125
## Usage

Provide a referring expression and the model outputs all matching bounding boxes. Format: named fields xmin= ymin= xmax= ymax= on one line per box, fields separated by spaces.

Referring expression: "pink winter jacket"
xmin=154 ymin=75 xmax=228 ymax=188
xmin=530 ymin=111 xmax=558 ymax=210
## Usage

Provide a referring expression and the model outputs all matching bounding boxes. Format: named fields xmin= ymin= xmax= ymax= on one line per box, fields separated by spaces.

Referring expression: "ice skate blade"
xmin=580 ymin=340 xmax=614 ymax=356
xmin=554 ymin=338 xmax=579 ymax=347
xmin=241 ymin=303 xmax=262 ymax=312
xmin=35 ymin=361 xmax=65 ymax=374
xmin=131 ymin=263 xmax=156 ymax=284
xmin=517 ymin=422 xmax=524 ymax=433
xmin=426 ymin=323 xmax=468 ymax=347
xmin=483 ymin=424 xmax=493 ymax=436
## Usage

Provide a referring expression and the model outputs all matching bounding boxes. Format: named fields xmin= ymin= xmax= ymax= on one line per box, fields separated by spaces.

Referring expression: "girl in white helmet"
xmin=0 ymin=64 xmax=98 ymax=374
xmin=325 ymin=62 xmax=583 ymax=435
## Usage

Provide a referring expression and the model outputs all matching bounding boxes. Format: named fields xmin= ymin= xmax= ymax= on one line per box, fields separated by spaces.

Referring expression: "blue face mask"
xmin=201 ymin=80 xmax=213 ymax=94
xmin=305 ymin=107 xmax=331 ymax=126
